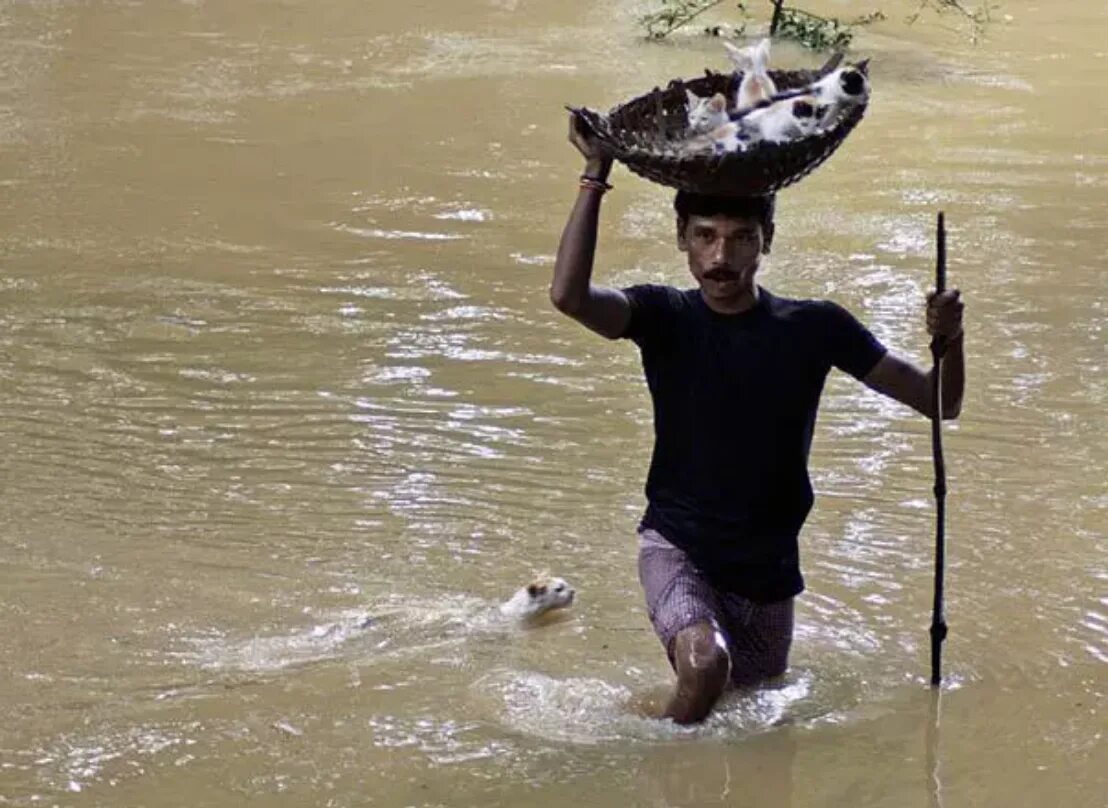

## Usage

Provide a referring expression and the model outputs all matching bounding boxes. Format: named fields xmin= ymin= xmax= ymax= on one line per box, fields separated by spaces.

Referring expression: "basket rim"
xmin=569 ymin=54 xmax=870 ymax=197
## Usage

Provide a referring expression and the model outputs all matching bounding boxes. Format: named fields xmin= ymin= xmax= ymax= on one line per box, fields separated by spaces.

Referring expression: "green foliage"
xmin=639 ymin=0 xmax=730 ymax=40
xmin=639 ymin=1 xmax=881 ymax=48
xmin=906 ymin=0 xmax=998 ymax=44
xmin=775 ymin=8 xmax=853 ymax=50
xmin=639 ymin=0 xmax=995 ymax=46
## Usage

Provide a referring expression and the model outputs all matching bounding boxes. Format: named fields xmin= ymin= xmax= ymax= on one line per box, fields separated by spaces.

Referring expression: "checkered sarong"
xmin=638 ymin=527 xmax=794 ymax=686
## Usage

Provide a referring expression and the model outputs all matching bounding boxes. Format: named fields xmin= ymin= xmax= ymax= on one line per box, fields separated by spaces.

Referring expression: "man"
xmin=551 ymin=116 xmax=965 ymax=724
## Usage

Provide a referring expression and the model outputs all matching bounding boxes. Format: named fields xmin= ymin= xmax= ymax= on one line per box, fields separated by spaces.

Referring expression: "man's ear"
xmin=676 ymin=216 xmax=689 ymax=251
xmin=761 ymin=222 xmax=775 ymax=255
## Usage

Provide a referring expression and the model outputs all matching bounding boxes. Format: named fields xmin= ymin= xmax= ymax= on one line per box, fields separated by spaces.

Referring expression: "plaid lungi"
xmin=638 ymin=527 xmax=794 ymax=686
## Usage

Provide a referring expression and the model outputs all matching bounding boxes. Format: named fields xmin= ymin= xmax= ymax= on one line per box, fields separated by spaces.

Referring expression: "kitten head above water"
xmin=500 ymin=575 xmax=575 ymax=621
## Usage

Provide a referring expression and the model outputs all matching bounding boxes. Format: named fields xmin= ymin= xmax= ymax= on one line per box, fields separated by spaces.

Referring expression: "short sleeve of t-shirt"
xmin=620 ymin=284 xmax=683 ymax=348
xmin=819 ymin=301 xmax=888 ymax=380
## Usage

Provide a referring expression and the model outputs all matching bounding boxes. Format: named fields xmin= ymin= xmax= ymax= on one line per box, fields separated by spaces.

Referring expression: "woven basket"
xmin=569 ymin=53 xmax=868 ymax=197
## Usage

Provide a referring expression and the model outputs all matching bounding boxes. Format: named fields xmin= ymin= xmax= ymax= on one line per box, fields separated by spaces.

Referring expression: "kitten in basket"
xmin=724 ymin=37 xmax=777 ymax=111
xmin=685 ymin=89 xmax=729 ymax=134
xmin=685 ymin=38 xmax=776 ymax=135
xmin=500 ymin=574 xmax=575 ymax=623
xmin=809 ymin=60 xmax=870 ymax=119
xmin=684 ymin=92 xmax=831 ymax=154
xmin=683 ymin=38 xmax=869 ymax=154
xmin=742 ymin=62 xmax=869 ymax=143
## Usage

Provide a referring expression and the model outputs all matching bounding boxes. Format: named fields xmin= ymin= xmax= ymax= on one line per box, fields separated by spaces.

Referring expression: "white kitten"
xmin=724 ymin=38 xmax=778 ymax=112
xmin=685 ymin=89 xmax=729 ymax=134
xmin=740 ymin=95 xmax=828 ymax=144
xmin=499 ymin=575 xmax=575 ymax=622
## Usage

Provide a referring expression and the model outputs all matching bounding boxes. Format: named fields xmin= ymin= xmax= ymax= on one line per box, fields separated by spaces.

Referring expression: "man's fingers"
xmin=567 ymin=112 xmax=588 ymax=145
xmin=568 ymin=115 xmax=585 ymax=144
xmin=928 ymin=305 xmax=963 ymax=319
xmin=927 ymin=292 xmax=964 ymax=312
xmin=926 ymin=286 xmax=964 ymax=338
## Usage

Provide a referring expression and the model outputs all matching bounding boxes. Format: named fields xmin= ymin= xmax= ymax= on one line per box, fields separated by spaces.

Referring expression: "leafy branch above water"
xmin=640 ymin=0 xmax=735 ymax=40
xmin=770 ymin=7 xmax=886 ymax=50
xmin=639 ymin=0 xmax=1001 ymax=48
xmin=907 ymin=0 xmax=1000 ymax=44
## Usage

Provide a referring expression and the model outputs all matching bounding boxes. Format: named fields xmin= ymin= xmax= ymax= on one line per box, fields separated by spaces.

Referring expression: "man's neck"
xmin=700 ymin=284 xmax=760 ymax=315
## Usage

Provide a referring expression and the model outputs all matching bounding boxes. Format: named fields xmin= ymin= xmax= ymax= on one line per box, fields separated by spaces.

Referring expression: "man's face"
xmin=677 ymin=214 xmax=767 ymax=303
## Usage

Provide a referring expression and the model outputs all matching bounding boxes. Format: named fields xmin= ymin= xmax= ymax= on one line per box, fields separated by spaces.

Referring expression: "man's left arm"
xmin=862 ymin=290 xmax=965 ymax=420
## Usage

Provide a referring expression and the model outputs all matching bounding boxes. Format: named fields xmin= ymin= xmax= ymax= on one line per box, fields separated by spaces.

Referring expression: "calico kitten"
xmin=679 ymin=54 xmax=866 ymax=154
xmin=682 ymin=95 xmax=825 ymax=155
xmin=739 ymin=94 xmax=830 ymax=144
xmin=685 ymin=89 xmax=730 ymax=134
xmin=808 ymin=63 xmax=870 ymax=126
xmin=724 ymin=38 xmax=778 ymax=112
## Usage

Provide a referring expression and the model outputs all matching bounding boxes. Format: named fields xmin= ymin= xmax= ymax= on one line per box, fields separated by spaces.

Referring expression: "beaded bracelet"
xmin=579 ymin=174 xmax=613 ymax=193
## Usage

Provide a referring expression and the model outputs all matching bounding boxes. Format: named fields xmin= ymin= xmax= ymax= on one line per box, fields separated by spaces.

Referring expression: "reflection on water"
xmin=926 ymin=689 xmax=946 ymax=808
xmin=1 ymin=0 xmax=1106 ymax=805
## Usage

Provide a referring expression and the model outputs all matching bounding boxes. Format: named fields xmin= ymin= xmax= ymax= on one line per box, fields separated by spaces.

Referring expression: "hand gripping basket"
xmin=569 ymin=53 xmax=869 ymax=197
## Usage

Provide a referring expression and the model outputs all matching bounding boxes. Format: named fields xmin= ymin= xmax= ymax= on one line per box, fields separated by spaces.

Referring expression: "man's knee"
xmin=673 ymin=622 xmax=731 ymax=680
xmin=665 ymin=622 xmax=731 ymax=724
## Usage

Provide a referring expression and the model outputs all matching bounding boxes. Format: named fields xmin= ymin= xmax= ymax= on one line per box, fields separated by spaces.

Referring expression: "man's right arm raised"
xmin=549 ymin=114 xmax=631 ymax=340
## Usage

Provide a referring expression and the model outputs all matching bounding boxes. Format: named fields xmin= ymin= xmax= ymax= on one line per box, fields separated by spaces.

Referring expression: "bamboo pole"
xmin=929 ymin=211 xmax=949 ymax=687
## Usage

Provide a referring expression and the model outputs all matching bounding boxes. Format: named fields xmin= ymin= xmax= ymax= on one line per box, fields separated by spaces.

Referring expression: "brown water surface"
xmin=1 ymin=1 xmax=1105 ymax=805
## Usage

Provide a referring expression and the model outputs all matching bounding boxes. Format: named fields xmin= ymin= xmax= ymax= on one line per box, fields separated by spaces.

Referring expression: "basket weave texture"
xmin=573 ymin=55 xmax=868 ymax=197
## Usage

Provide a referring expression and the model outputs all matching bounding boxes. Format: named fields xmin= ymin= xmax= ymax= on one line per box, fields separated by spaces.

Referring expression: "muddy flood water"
xmin=1 ymin=1 xmax=1105 ymax=805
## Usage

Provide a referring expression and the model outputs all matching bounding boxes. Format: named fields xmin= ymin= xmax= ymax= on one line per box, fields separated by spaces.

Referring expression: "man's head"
xmin=674 ymin=192 xmax=775 ymax=307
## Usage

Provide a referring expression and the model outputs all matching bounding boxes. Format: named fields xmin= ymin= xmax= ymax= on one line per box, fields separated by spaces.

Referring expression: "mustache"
xmin=704 ymin=267 xmax=741 ymax=280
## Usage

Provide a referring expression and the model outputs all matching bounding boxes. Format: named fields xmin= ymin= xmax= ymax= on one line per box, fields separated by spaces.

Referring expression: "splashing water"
xmin=479 ymin=664 xmax=867 ymax=746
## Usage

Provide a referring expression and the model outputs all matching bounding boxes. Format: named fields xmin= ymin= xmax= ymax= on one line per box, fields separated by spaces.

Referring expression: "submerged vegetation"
xmin=906 ymin=0 xmax=998 ymax=43
xmin=770 ymin=7 xmax=886 ymax=50
xmin=639 ymin=0 xmax=1000 ymax=48
xmin=639 ymin=0 xmax=738 ymax=40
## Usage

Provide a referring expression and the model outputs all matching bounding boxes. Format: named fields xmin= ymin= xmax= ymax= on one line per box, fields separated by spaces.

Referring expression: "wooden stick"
xmin=929 ymin=211 xmax=949 ymax=687
xmin=769 ymin=0 xmax=786 ymax=36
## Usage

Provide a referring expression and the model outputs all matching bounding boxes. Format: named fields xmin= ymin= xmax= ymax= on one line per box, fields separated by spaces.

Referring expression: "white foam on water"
xmin=31 ymin=724 xmax=197 ymax=793
xmin=177 ymin=608 xmax=383 ymax=673
xmin=175 ymin=593 xmax=517 ymax=674
xmin=480 ymin=665 xmax=867 ymax=746
xmin=367 ymin=715 xmax=514 ymax=765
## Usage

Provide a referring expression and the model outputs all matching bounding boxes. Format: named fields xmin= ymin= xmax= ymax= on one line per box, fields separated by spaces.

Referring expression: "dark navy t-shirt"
xmin=621 ymin=285 xmax=887 ymax=602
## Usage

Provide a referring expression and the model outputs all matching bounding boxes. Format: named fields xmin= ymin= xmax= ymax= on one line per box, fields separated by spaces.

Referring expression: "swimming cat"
xmin=724 ymin=38 xmax=778 ymax=112
xmin=499 ymin=575 xmax=575 ymax=622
